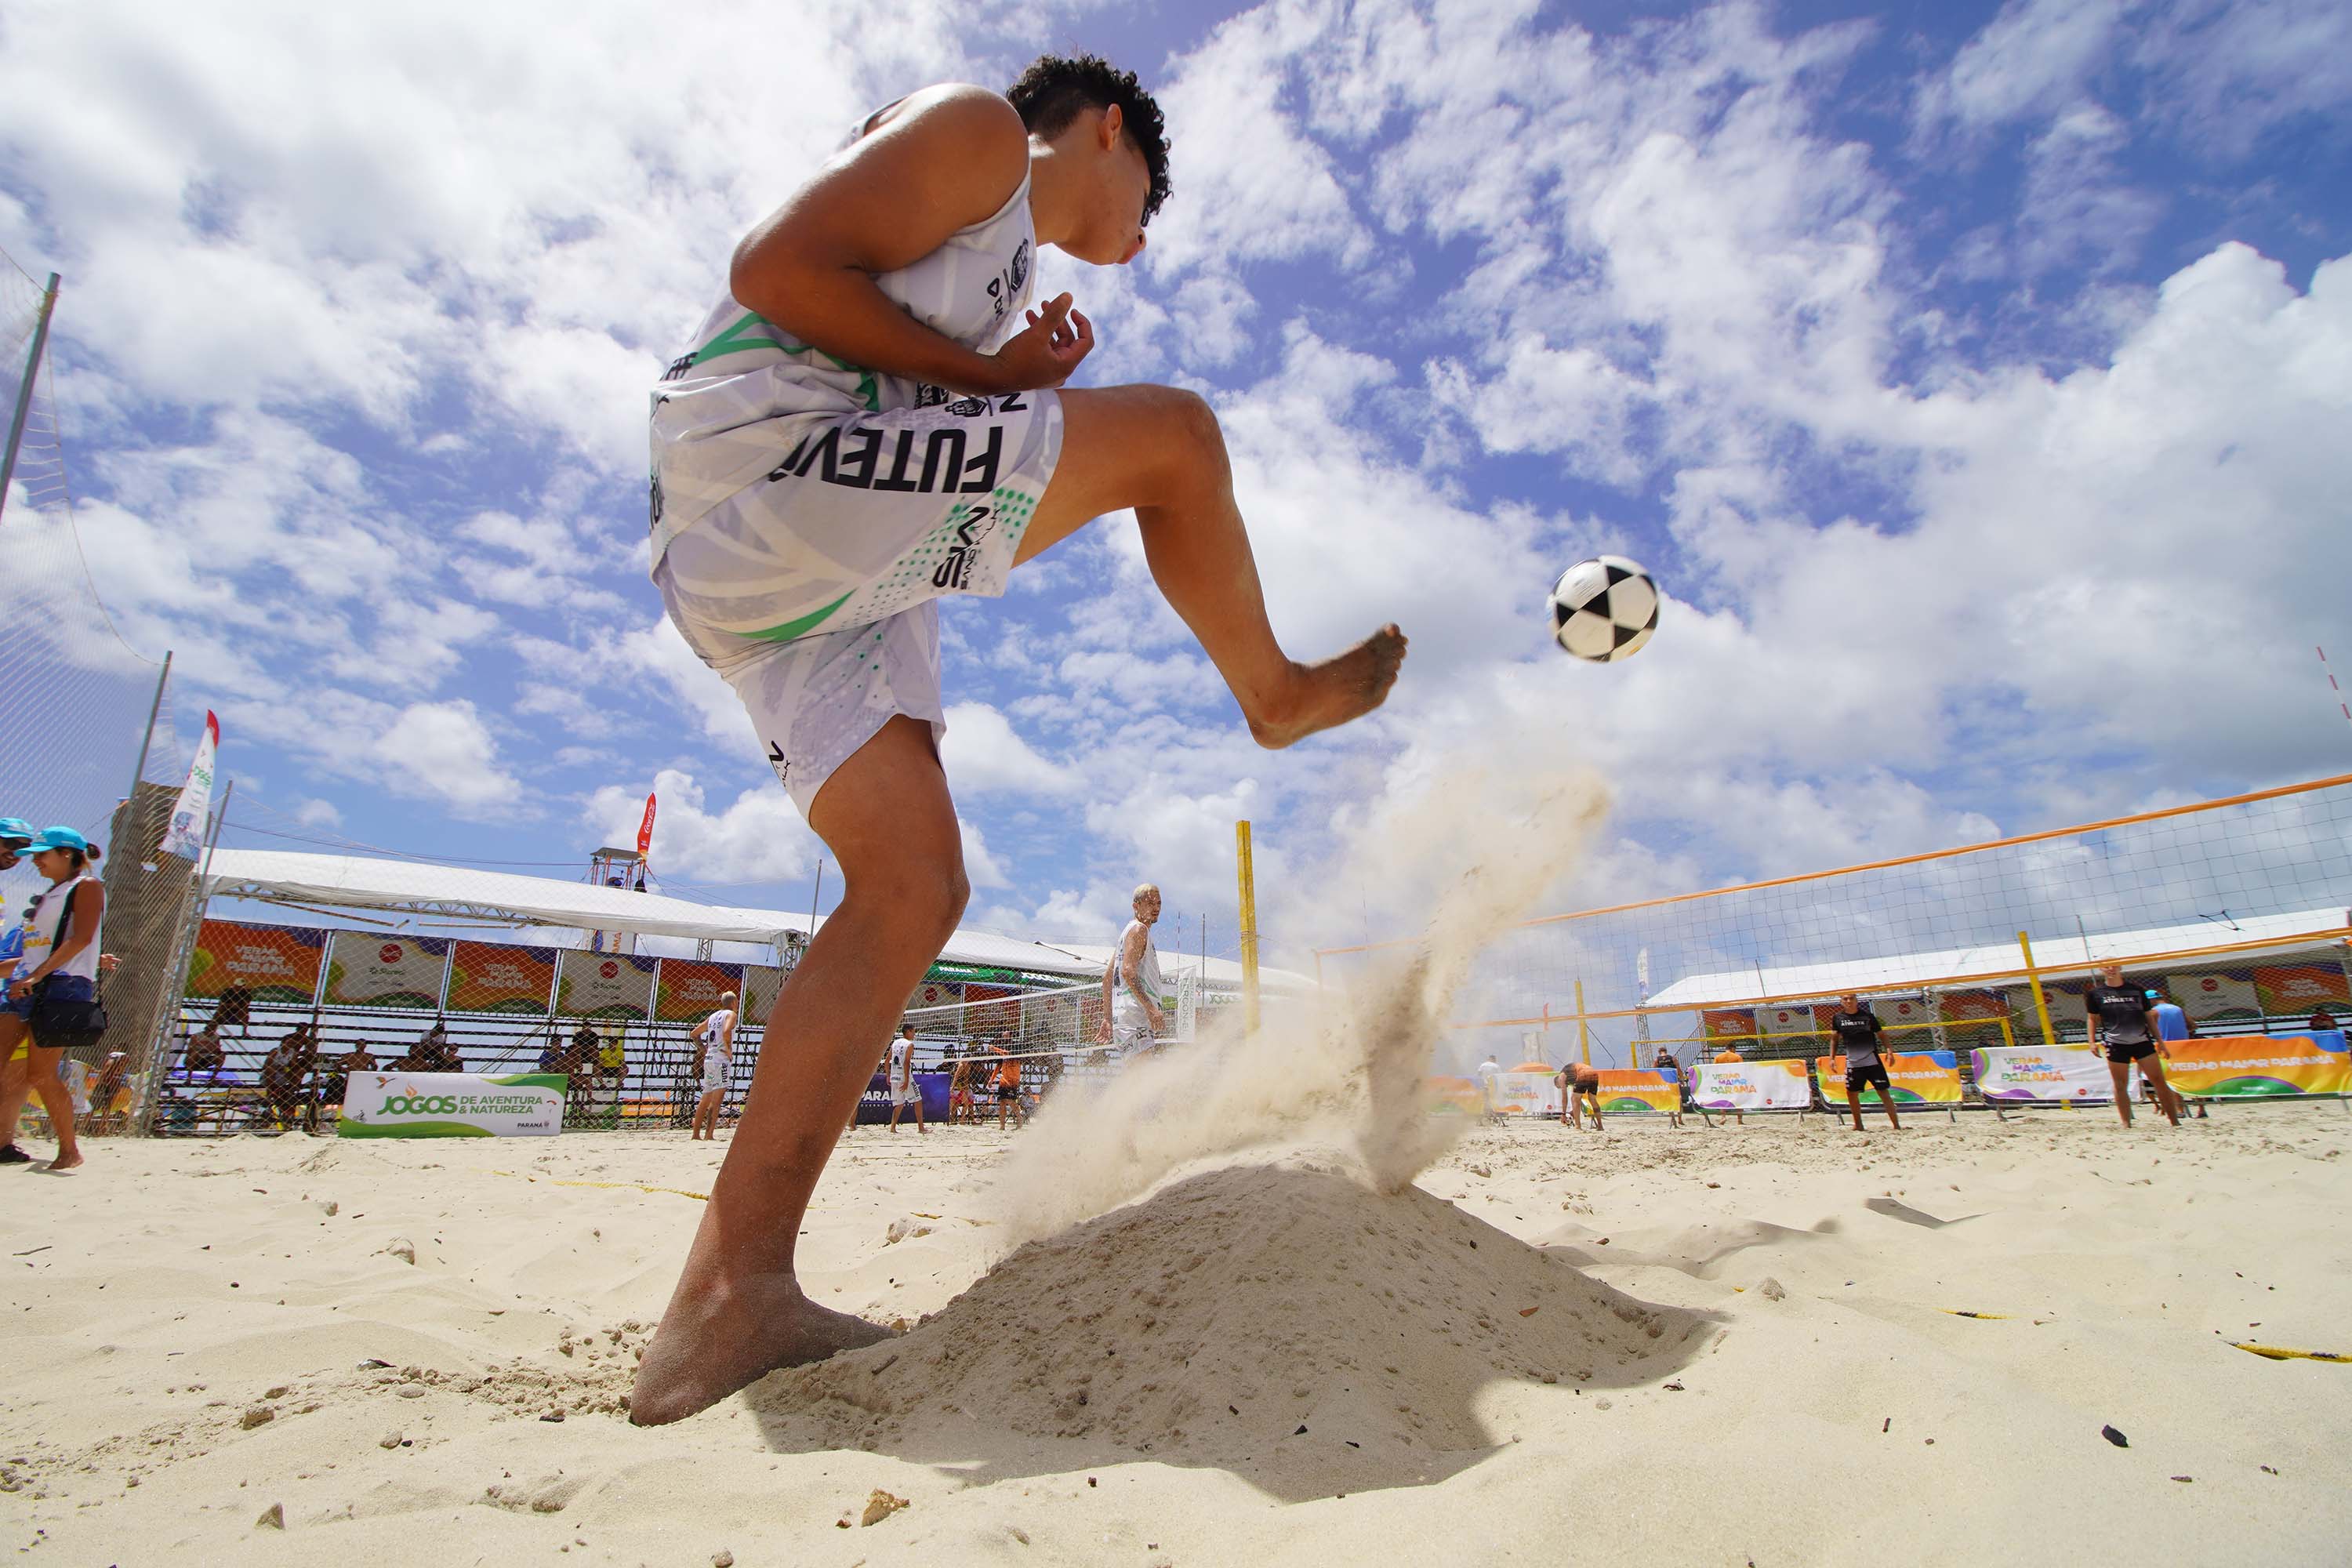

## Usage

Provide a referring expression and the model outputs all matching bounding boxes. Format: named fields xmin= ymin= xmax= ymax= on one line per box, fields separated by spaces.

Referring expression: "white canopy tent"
xmin=1644 ymin=908 xmax=2351 ymax=1011
xmin=195 ymin=848 xmax=1115 ymax=980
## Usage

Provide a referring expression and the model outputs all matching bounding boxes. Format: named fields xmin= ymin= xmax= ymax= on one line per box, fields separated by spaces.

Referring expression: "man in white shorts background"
xmin=1094 ymin=882 xmax=1167 ymax=1058
xmin=630 ymin=54 xmax=1408 ymax=1428
xmin=688 ymin=992 xmax=737 ymax=1142
xmin=886 ymin=1021 xmax=925 ymax=1133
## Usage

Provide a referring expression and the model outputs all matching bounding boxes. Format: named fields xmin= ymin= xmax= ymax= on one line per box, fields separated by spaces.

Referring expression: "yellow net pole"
xmin=2017 ymin=931 xmax=2056 ymax=1047
xmin=1236 ymin=820 xmax=1260 ymax=1036
xmin=1574 ymin=978 xmax=1592 ymax=1066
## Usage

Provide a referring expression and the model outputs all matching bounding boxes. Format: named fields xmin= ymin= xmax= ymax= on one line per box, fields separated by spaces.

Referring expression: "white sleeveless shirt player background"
xmin=651 ymin=106 xmax=1065 ymax=820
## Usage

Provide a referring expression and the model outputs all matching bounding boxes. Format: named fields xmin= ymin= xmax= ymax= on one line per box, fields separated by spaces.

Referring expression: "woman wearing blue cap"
xmin=0 ymin=826 xmax=107 ymax=1171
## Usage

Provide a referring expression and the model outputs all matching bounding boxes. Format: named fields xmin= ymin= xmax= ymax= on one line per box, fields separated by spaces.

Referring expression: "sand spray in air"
xmin=989 ymin=767 xmax=1611 ymax=1243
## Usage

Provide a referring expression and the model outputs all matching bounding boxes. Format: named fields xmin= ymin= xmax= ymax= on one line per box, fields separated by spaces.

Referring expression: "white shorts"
xmin=891 ymin=1083 xmax=920 ymax=1107
xmin=656 ymin=394 xmax=1064 ymax=818
xmin=699 ymin=1060 xmax=729 ymax=1098
xmin=1111 ymin=1017 xmax=1157 ymax=1058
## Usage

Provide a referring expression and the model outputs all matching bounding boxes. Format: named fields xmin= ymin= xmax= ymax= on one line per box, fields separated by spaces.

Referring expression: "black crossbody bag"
xmin=27 ymin=882 xmax=109 ymax=1050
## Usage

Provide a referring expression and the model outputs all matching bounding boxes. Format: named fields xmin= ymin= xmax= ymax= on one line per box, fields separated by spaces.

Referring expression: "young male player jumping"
xmin=630 ymin=56 xmax=1406 ymax=1426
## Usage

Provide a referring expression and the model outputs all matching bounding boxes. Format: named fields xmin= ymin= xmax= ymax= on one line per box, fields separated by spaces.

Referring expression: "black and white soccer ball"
xmin=1548 ymin=555 xmax=1659 ymax=662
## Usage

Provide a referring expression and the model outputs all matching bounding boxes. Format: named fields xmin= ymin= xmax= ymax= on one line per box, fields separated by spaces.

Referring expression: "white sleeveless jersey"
xmin=1113 ymin=920 xmax=1165 ymax=1021
xmin=24 ymin=874 xmax=101 ymax=982
xmin=648 ymin=117 xmax=1040 ymax=564
xmin=888 ymin=1038 xmax=912 ymax=1079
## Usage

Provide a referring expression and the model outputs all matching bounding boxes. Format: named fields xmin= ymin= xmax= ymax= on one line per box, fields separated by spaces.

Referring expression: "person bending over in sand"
xmin=2085 ymin=964 xmax=2180 ymax=1129
xmin=627 ymin=54 xmax=1406 ymax=1426
xmin=1556 ymin=1061 xmax=1602 ymax=1129
xmin=1828 ymin=993 xmax=1900 ymax=1132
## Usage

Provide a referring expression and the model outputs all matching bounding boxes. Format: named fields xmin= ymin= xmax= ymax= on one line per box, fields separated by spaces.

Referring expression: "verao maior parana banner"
xmin=1693 ymin=1058 xmax=1811 ymax=1112
xmin=1969 ymin=1046 xmax=2111 ymax=1102
xmin=2156 ymin=1033 xmax=2347 ymax=1097
xmin=1593 ymin=1069 xmax=1682 ymax=1114
xmin=1817 ymin=1051 xmax=1963 ymax=1106
xmin=337 ymin=1072 xmax=567 ymax=1138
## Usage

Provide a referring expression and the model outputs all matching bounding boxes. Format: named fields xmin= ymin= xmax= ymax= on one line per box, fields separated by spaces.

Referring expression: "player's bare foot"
xmin=44 ymin=1149 xmax=82 ymax=1172
xmin=630 ymin=1271 xmax=892 ymax=1426
xmin=1247 ymin=625 xmax=1407 ymax=749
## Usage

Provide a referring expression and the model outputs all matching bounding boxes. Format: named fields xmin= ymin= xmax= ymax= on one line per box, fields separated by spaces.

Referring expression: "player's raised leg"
xmin=1016 ymin=384 xmax=1406 ymax=748
xmin=630 ymin=717 xmax=964 ymax=1427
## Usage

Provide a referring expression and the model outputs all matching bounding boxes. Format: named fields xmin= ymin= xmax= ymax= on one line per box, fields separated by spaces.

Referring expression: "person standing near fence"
xmin=1828 ymin=993 xmax=1900 ymax=1132
xmin=886 ymin=1021 xmax=926 ymax=1134
xmin=1095 ymin=883 xmax=1167 ymax=1059
xmin=946 ymin=1049 xmax=976 ymax=1125
xmin=2086 ymin=964 xmax=2182 ymax=1129
xmin=0 ymin=819 xmax=35 ymax=1163
xmin=0 ymin=828 xmax=107 ymax=1171
xmin=1650 ymin=1044 xmax=1686 ymax=1127
xmin=690 ymin=993 xmax=738 ymax=1141
xmin=991 ymin=1043 xmax=1026 ymax=1131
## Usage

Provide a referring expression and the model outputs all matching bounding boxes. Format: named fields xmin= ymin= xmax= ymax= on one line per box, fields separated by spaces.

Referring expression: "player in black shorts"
xmin=2085 ymin=964 xmax=2181 ymax=1128
xmin=1828 ymin=993 xmax=1900 ymax=1131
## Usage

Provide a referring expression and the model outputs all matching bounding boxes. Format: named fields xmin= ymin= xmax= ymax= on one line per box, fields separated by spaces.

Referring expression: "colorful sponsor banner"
xmin=1970 ymin=1045 xmax=2111 ymax=1102
xmin=1817 ymin=1051 xmax=1963 ymax=1106
xmin=906 ymin=978 xmax=966 ymax=1021
xmin=654 ymin=958 xmax=746 ymax=1022
xmin=337 ymin=1071 xmax=565 ymax=1138
xmin=1702 ymin=1008 xmax=1758 ymax=1042
xmin=2158 ymin=1033 xmax=2348 ymax=1098
xmin=1424 ymin=1076 xmax=1485 ymax=1116
xmin=446 ymin=942 xmax=557 ymax=1014
xmin=2252 ymin=964 xmax=2350 ymax=1018
xmin=159 ymin=710 xmax=220 ymax=858
xmin=322 ymin=931 xmax=449 ymax=1010
xmin=554 ymin=949 xmax=656 ymax=1019
xmin=1693 ymin=1058 xmax=1811 ymax=1112
xmin=184 ymin=920 xmax=326 ymax=1004
xmin=1595 ymin=1068 xmax=1682 ymax=1115
xmin=2169 ymin=970 xmax=2259 ymax=1024
xmin=1489 ymin=1070 xmax=1559 ymax=1115
xmin=739 ymin=964 xmax=787 ymax=1024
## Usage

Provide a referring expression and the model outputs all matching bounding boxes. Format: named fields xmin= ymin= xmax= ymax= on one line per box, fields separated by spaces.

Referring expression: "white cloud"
xmin=940 ymin=702 xmax=1080 ymax=796
xmin=583 ymin=766 xmax=817 ymax=885
xmin=1914 ymin=0 xmax=2128 ymax=136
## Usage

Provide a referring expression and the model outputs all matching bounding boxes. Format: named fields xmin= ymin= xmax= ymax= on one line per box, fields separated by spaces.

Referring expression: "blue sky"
xmin=2 ymin=0 xmax=2347 ymax=977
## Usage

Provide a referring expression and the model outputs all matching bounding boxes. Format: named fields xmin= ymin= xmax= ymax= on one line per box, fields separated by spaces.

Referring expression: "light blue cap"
xmin=27 ymin=826 xmax=88 ymax=853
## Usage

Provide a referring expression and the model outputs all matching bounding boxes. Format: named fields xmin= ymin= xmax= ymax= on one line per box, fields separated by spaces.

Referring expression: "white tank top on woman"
xmin=24 ymin=873 xmax=101 ymax=982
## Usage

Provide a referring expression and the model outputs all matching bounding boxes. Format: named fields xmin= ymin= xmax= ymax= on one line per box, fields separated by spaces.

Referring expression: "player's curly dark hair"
xmin=1007 ymin=53 xmax=1171 ymax=225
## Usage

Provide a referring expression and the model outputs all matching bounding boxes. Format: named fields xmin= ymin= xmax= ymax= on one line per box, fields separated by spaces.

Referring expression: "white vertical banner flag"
xmin=159 ymin=710 xmax=220 ymax=858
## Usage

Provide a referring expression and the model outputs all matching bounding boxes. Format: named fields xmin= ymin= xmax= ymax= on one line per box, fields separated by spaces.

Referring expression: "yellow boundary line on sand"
xmin=2231 ymin=1342 xmax=2351 ymax=1364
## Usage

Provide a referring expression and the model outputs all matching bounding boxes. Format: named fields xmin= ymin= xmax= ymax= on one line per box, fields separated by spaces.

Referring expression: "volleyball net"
xmin=1316 ymin=773 xmax=2352 ymax=1072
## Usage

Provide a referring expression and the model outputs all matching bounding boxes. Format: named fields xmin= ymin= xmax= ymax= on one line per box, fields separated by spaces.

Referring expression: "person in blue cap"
xmin=0 ymin=818 xmax=33 ymax=1163
xmin=0 ymin=826 xmax=106 ymax=1171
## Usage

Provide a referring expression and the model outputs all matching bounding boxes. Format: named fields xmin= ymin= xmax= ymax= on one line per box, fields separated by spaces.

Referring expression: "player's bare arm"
xmin=731 ymin=86 xmax=1089 ymax=397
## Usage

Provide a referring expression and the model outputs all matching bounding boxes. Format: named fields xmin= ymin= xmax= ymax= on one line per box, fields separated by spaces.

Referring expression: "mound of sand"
xmin=751 ymin=1152 xmax=1705 ymax=1497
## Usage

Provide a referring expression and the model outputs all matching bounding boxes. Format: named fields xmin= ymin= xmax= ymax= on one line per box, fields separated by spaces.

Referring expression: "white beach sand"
xmin=5 ymin=1105 xmax=2348 ymax=1565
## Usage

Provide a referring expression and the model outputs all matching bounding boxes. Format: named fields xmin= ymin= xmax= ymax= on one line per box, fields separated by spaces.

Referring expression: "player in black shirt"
xmin=1828 ymin=993 xmax=1900 ymax=1131
xmin=2084 ymin=963 xmax=2181 ymax=1128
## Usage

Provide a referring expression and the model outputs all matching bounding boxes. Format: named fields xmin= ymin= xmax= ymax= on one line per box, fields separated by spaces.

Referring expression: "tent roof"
xmin=1644 ymin=908 xmax=2350 ymax=1011
xmin=198 ymin=848 xmax=1108 ymax=979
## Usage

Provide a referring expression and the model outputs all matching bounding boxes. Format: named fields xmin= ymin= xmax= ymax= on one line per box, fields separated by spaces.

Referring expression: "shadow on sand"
xmin=746 ymin=1160 xmax=1715 ymax=1502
